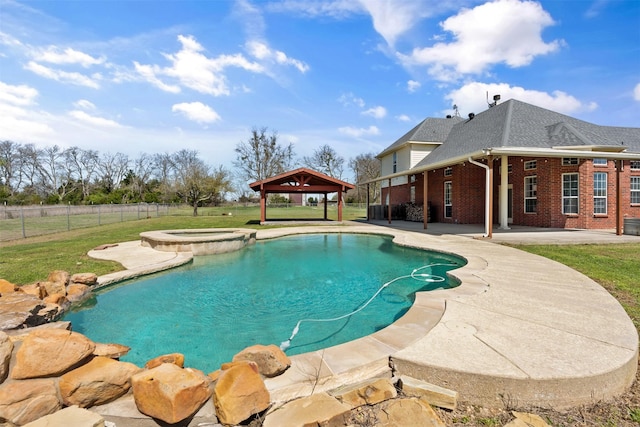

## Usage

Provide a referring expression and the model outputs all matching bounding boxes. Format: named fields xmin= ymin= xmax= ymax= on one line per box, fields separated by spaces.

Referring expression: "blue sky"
xmin=1 ymin=0 xmax=639 ymax=178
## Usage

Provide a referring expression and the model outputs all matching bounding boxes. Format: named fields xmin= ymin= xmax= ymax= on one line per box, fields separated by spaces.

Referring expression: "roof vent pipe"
xmin=468 ymin=156 xmax=491 ymax=238
xmin=468 ymin=113 xmax=475 ymax=119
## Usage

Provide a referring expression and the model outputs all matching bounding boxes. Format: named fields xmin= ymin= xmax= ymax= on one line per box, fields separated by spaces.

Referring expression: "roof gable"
xmin=377 ymin=116 xmax=464 ymax=158
xmin=249 ymin=167 xmax=354 ymax=192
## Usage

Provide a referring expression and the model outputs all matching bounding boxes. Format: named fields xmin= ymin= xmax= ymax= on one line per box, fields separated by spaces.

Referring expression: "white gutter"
xmin=468 ymin=156 xmax=491 ymax=238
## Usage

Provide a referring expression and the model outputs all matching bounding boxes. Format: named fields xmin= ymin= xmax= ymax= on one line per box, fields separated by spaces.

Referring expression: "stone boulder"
xmin=0 ymin=293 xmax=48 ymax=330
xmin=93 ymin=342 xmax=130 ymax=359
xmin=145 ymin=352 xmax=185 ymax=369
xmin=131 ymin=363 xmax=212 ymax=424
xmin=0 ymin=279 xmax=19 ymax=294
xmin=0 ymin=379 xmax=62 ymax=425
xmin=22 ymin=405 xmax=105 ymax=427
xmin=71 ymin=273 xmax=98 ymax=286
xmin=330 ymin=377 xmax=397 ymax=406
xmin=47 ymin=270 xmax=70 ymax=287
xmin=373 ymin=398 xmax=445 ymax=427
xmin=19 ymin=283 xmax=47 ymax=299
xmin=66 ymin=284 xmax=92 ymax=303
xmin=11 ymin=329 xmax=96 ymax=379
xmin=213 ymin=361 xmax=271 ymax=426
xmin=262 ymin=392 xmax=352 ymax=427
xmin=40 ymin=281 xmax=65 ymax=298
xmin=232 ymin=344 xmax=291 ymax=378
xmin=0 ymin=331 xmax=13 ymax=384
xmin=42 ymin=293 xmax=67 ymax=306
xmin=59 ymin=356 xmax=142 ymax=408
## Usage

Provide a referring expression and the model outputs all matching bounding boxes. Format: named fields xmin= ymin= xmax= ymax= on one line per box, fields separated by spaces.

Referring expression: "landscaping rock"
xmin=145 ymin=352 xmax=185 ymax=369
xmin=40 ymin=281 xmax=65 ymax=298
xmin=373 ymin=398 xmax=445 ymax=427
xmin=330 ymin=377 xmax=397 ymax=406
xmin=213 ymin=361 xmax=270 ymax=425
xmin=232 ymin=344 xmax=291 ymax=378
xmin=0 ymin=331 xmax=13 ymax=384
xmin=262 ymin=393 xmax=352 ymax=427
xmin=42 ymin=292 xmax=67 ymax=306
xmin=71 ymin=273 xmax=98 ymax=286
xmin=19 ymin=283 xmax=47 ymax=299
xmin=66 ymin=284 xmax=92 ymax=303
xmin=93 ymin=342 xmax=130 ymax=359
xmin=59 ymin=356 xmax=142 ymax=408
xmin=0 ymin=292 xmax=49 ymax=330
xmin=504 ymin=411 xmax=551 ymax=427
xmin=11 ymin=329 xmax=96 ymax=379
xmin=47 ymin=270 xmax=70 ymax=287
xmin=131 ymin=363 xmax=212 ymax=424
xmin=22 ymin=405 xmax=105 ymax=427
xmin=0 ymin=279 xmax=19 ymax=294
xmin=0 ymin=378 xmax=62 ymax=425
xmin=399 ymin=375 xmax=458 ymax=410
xmin=3 ymin=321 xmax=71 ymax=343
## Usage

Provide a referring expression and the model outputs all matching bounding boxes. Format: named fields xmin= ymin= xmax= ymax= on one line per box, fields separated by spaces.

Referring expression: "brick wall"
xmin=379 ymin=157 xmax=640 ymax=229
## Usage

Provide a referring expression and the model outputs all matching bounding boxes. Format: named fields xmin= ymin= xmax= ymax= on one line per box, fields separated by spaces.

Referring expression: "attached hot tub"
xmin=140 ymin=228 xmax=257 ymax=255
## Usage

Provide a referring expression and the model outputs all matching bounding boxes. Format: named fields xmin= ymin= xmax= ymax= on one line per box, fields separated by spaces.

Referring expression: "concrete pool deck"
xmin=87 ymin=222 xmax=639 ymax=420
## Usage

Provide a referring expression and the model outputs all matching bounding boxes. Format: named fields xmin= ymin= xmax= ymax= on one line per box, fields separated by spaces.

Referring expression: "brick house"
xmin=371 ymin=99 xmax=640 ymax=235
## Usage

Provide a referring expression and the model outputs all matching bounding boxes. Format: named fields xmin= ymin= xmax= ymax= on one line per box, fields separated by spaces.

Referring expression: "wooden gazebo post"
xmin=337 ymin=187 xmax=343 ymax=221
xmin=260 ymin=185 xmax=266 ymax=223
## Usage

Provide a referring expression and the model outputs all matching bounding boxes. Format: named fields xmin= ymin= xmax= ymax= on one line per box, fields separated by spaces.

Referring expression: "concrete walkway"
xmin=88 ymin=222 xmax=639 ymax=422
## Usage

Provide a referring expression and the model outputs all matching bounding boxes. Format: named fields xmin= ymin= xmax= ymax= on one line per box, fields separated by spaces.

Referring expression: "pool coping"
xmin=88 ymin=223 xmax=638 ymax=412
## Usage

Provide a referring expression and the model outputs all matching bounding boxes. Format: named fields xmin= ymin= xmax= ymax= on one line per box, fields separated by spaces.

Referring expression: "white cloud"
xmin=135 ymin=34 xmax=265 ymax=96
xmin=400 ymin=0 xmax=562 ymax=81
xmin=407 ymin=80 xmax=421 ymax=93
xmin=0 ymin=81 xmax=54 ymax=140
xmin=265 ymin=0 xmax=363 ymax=19
xmin=634 ymin=83 xmax=640 ymax=101
xmin=24 ymin=61 xmax=102 ymax=88
xmin=362 ymin=106 xmax=387 ymax=118
xmin=338 ymin=125 xmax=380 ymax=138
xmin=0 ymin=81 xmax=39 ymax=106
xmin=445 ymin=82 xmax=598 ymax=116
xmin=396 ymin=114 xmax=411 ymax=122
xmin=358 ymin=0 xmax=432 ymax=46
xmin=338 ymin=92 xmax=365 ymax=108
xmin=245 ymin=40 xmax=309 ymax=73
xmin=33 ymin=46 xmax=105 ymax=67
xmin=172 ymin=102 xmax=221 ymax=124
xmin=73 ymin=99 xmax=96 ymax=110
xmin=68 ymin=110 xmax=122 ymax=128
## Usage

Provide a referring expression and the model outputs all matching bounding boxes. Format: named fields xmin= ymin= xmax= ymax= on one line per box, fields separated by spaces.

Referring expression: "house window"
xmin=562 ymin=173 xmax=579 ymax=214
xmin=631 ymin=161 xmax=640 ymax=171
xmin=410 ymin=186 xmax=416 ymax=203
xmin=632 ymin=177 xmax=640 ymax=204
xmin=392 ymin=152 xmax=397 ymax=173
xmin=593 ymin=172 xmax=607 ymax=214
xmin=444 ymin=167 xmax=453 ymax=177
xmin=444 ymin=181 xmax=452 ymax=218
xmin=524 ymin=176 xmax=537 ymax=213
xmin=498 ymin=164 xmax=513 ymax=174
xmin=524 ymin=160 xmax=537 ymax=170
xmin=562 ymin=158 xmax=579 ymax=166
xmin=593 ymin=158 xmax=607 ymax=166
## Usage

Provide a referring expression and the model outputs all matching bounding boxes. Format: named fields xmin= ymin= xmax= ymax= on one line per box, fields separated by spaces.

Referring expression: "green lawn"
xmin=0 ymin=205 xmax=367 ymax=284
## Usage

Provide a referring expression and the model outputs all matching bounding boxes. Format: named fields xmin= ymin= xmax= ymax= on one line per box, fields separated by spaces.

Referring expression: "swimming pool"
xmin=65 ymin=234 xmax=464 ymax=372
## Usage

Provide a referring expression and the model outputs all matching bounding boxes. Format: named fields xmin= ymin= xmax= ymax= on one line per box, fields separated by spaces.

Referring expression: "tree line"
xmin=1 ymin=128 xmax=381 ymax=215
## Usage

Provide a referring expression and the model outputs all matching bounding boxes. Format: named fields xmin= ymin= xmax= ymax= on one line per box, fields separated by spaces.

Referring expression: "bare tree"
xmin=233 ymin=127 xmax=295 ymax=183
xmin=97 ymin=152 xmax=130 ymax=194
xmin=65 ymin=147 xmax=99 ymax=200
xmin=37 ymin=145 xmax=76 ymax=202
xmin=303 ymin=144 xmax=344 ymax=179
xmin=0 ymin=140 xmax=19 ymax=196
xmin=152 ymin=152 xmax=175 ymax=203
xmin=349 ymin=153 xmax=381 ymax=203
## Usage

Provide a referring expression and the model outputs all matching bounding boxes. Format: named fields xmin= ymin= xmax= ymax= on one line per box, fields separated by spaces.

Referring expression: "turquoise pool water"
xmin=65 ymin=234 xmax=464 ymax=372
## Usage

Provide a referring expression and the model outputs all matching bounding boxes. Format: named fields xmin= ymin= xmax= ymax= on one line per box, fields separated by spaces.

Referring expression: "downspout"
xmin=468 ymin=156 xmax=491 ymax=238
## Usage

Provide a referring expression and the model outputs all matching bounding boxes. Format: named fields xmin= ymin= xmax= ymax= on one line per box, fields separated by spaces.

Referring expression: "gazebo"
xmin=249 ymin=168 xmax=355 ymax=223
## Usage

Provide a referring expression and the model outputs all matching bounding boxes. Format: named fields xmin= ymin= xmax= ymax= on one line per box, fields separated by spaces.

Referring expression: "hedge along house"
xmin=369 ymin=99 xmax=640 ymax=237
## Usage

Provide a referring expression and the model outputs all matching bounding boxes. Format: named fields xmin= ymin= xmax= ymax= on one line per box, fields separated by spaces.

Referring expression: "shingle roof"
xmin=376 ymin=116 xmax=464 ymax=158
xmin=414 ymin=99 xmax=640 ymax=168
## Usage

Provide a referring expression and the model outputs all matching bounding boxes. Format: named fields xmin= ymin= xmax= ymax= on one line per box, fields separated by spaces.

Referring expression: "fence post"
xmin=120 ymin=204 xmax=123 ymax=222
xmin=98 ymin=204 xmax=101 ymax=226
xmin=67 ymin=203 xmax=71 ymax=231
xmin=137 ymin=203 xmax=140 ymax=220
xmin=20 ymin=207 xmax=26 ymax=239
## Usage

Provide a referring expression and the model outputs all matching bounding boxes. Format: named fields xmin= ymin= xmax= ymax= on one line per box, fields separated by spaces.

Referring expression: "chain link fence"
xmin=0 ymin=203 xmax=172 ymax=241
